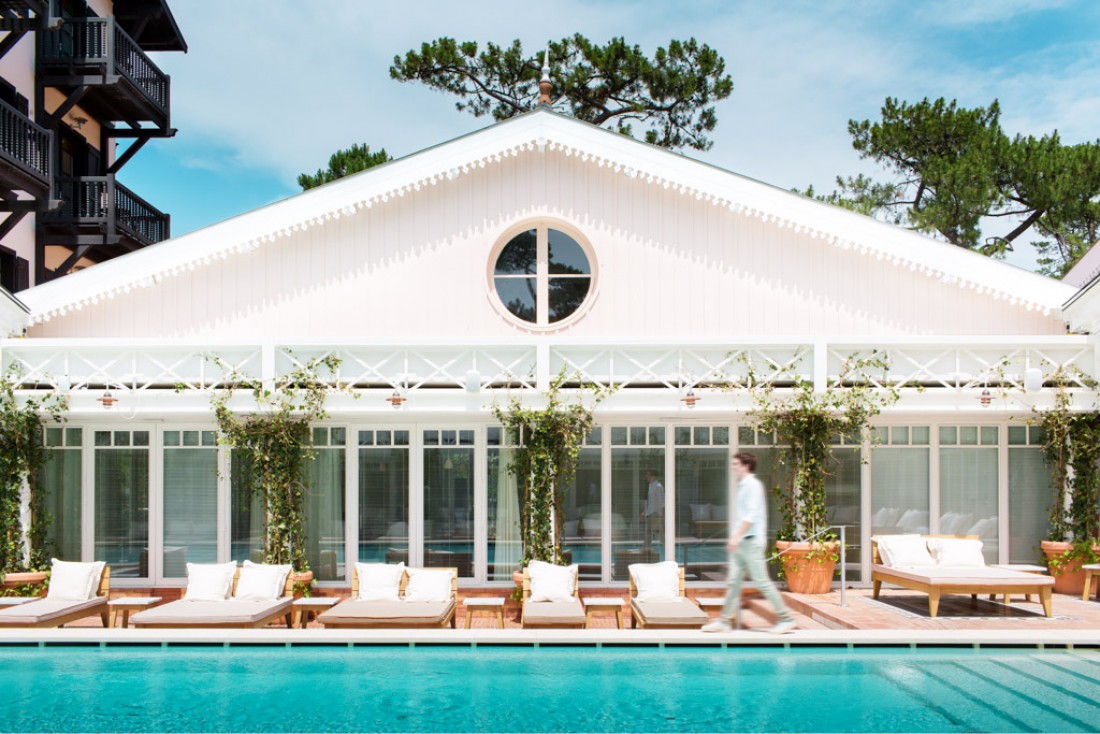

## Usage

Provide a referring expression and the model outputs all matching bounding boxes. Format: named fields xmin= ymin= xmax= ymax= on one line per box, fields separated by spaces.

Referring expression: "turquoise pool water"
xmin=0 ymin=646 xmax=1098 ymax=732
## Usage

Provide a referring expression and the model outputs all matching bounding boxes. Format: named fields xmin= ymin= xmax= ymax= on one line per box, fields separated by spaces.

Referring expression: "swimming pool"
xmin=1 ymin=645 xmax=1097 ymax=732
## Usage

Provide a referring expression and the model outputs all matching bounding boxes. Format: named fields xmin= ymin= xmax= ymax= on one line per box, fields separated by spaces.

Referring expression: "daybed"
xmin=628 ymin=561 xmax=708 ymax=629
xmin=871 ymin=535 xmax=1053 ymax=618
xmin=520 ymin=560 xmax=585 ymax=629
xmin=318 ymin=564 xmax=457 ymax=629
xmin=0 ymin=561 xmax=110 ymax=628
xmin=131 ymin=561 xmax=294 ymax=629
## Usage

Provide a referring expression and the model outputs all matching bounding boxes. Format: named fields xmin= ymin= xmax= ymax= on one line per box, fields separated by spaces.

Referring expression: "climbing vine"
xmin=491 ymin=374 xmax=612 ymax=566
xmin=736 ymin=352 xmax=900 ymax=546
xmin=209 ymin=354 xmax=346 ymax=571
xmin=0 ymin=364 xmax=67 ymax=577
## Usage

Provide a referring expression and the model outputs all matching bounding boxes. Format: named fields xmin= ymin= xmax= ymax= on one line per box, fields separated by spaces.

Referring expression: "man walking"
xmin=702 ymin=451 xmax=796 ymax=634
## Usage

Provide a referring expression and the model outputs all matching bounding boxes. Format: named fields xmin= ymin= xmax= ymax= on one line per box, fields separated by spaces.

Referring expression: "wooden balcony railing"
xmin=47 ymin=175 xmax=169 ymax=246
xmin=41 ymin=16 xmax=169 ymax=119
xmin=0 ymin=97 xmax=51 ymax=186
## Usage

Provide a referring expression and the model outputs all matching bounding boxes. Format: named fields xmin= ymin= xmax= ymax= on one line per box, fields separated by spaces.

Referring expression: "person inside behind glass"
xmin=702 ymin=451 xmax=796 ymax=634
xmin=641 ymin=470 xmax=664 ymax=554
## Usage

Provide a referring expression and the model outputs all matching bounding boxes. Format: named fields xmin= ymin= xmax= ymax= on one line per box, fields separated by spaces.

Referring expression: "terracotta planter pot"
xmin=1 ymin=571 xmax=48 ymax=595
xmin=1041 ymin=540 xmax=1100 ymax=596
xmin=775 ymin=540 xmax=838 ymax=595
xmin=290 ymin=571 xmax=314 ymax=600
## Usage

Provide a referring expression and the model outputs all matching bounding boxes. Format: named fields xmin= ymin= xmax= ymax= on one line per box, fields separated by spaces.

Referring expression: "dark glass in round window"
xmin=493 ymin=228 xmax=591 ymax=325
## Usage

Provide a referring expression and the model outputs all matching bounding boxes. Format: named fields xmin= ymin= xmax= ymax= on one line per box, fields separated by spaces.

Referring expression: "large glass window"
xmin=230 ymin=451 xmax=263 ymax=564
xmin=358 ymin=429 xmax=410 ymax=565
xmin=558 ymin=429 xmax=602 ymax=581
xmin=93 ymin=429 xmax=150 ymax=578
xmin=940 ymin=425 xmax=999 ymax=563
xmin=870 ymin=427 xmax=931 ymax=537
xmin=39 ymin=427 xmax=82 ymax=561
xmin=162 ymin=430 xmax=218 ymax=577
xmin=610 ymin=425 xmax=665 ymax=581
xmin=1008 ymin=425 xmax=1054 ymax=564
xmin=423 ymin=429 xmax=475 ymax=577
xmin=491 ymin=225 xmax=594 ymax=327
xmin=674 ymin=426 xmax=729 ymax=582
xmin=306 ymin=427 xmax=345 ymax=582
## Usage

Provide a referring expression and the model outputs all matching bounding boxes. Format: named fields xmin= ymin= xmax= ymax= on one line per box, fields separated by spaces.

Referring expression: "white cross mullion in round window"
xmin=536 ymin=226 xmax=550 ymax=326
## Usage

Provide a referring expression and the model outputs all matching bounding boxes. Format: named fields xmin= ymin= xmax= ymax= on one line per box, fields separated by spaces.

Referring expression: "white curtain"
xmin=495 ymin=447 xmax=521 ymax=577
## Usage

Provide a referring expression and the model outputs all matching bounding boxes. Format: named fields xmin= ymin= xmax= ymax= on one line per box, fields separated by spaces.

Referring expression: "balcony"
xmin=43 ymin=174 xmax=169 ymax=247
xmin=39 ymin=16 xmax=170 ymax=128
xmin=0 ymin=97 xmax=51 ymax=197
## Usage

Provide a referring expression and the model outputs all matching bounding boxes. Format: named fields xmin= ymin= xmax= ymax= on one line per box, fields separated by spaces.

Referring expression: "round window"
xmin=490 ymin=225 xmax=594 ymax=328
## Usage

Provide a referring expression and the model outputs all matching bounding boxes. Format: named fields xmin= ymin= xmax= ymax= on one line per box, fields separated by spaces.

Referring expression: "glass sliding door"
xmin=93 ymin=429 xmax=150 ymax=578
xmin=610 ymin=425 xmax=665 ymax=581
xmin=423 ymin=428 xmax=475 ymax=577
xmin=306 ymin=427 xmax=346 ymax=582
xmin=39 ymin=427 xmax=82 ymax=561
xmin=358 ymin=429 xmax=410 ymax=564
xmin=674 ymin=425 xmax=729 ymax=582
xmin=162 ymin=429 xmax=218 ymax=578
xmin=1008 ymin=425 xmax=1054 ymax=564
xmin=940 ymin=425 xmax=999 ymax=563
xmin=870 ymin=427 xmax=931 ymax=535
xmin=558 ymin=429 xmax=602 ymax=581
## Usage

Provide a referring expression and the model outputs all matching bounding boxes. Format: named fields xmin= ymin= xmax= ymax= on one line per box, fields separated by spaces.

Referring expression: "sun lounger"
xmin=628 ymin=562 xmax=708 ymax=629
xmin=871 ymin=535 xmax=1054 ymax=618
xmin=318 ymin=565 xmax=457 ymax=629
xmin=0 ymin=564 xmax=111 ymax=629
xmin=521 ymin=561 xmax=585 ymax=628
xmin=131 ymin=563 xmax=294 ymax=629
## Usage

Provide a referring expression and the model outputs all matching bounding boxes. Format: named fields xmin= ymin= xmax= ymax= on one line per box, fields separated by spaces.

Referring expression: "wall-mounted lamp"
xmin=978 ymin=388 xmax=992 ymax=408
xmin=97 ymin=389 xmax=117 ymax=409
xmin=386 ymin=390 xmax=406 ymax=409
xmin=680 ymin=389 xmax=699 ymax=409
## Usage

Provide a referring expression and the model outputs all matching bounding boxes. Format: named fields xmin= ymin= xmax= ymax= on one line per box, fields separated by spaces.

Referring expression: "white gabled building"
xmin=4 ymin=109 xmax=1093 ymax=590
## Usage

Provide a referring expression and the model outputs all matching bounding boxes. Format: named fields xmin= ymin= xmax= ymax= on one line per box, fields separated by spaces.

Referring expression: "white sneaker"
xmin=701 ymin=619 xmax=732 ymax=633
xmin=768 ymin=620 xmax=796 ymax=635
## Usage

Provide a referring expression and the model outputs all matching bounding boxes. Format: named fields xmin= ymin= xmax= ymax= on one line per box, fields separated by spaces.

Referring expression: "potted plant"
xmin=492 ymin=372 xmax=610 ymax=590
xmin=1035 ymin=374 xmax=1100 ymax=596
xmin=210 ymin=354 xmax=348 ymax=580
xmin=738 ymin=352 xmax=899 ymax=594
xmin=0 ymin=365 xmax=67 ymax=595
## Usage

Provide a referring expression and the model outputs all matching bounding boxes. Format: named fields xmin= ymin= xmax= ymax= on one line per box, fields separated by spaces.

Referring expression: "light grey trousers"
xmin=719 ymin=537 xmax=793 ymax=624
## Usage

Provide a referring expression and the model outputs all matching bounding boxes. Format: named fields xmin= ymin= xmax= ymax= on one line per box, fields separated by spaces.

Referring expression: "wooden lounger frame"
xmin=321 ymin=566 xmax=458 ymax=629
xmin=628 ymin=566 xmax=695 ymax=629
xmin=871 ymin=535 xmax=1053 ymax=618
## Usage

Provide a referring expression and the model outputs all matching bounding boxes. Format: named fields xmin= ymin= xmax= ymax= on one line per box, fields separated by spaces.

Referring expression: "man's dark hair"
xmin=733 ymin=451 xmax=757 ymax=473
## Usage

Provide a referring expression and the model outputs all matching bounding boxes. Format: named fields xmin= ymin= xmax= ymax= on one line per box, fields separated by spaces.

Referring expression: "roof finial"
xmin=537 ymin=44 xmax=552 ymax=107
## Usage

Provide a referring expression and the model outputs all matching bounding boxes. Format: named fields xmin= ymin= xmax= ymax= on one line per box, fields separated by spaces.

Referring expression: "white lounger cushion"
xmin=527 ymin=560 xmax=578 ymax=602
xmin=876 ymin=535 xmax=936 ymax=568
xmin=131 ymin=598 xmax=292 ymax=626
xmin=356 ymin=563 xmax=405 ymax=601
xmin=46 ymin=559 xmax=105 ymax=601
xmin=234 ymin=561 xmax=292 ymax=601
xmin=184 ymin=561 xmax=237 ymax=601
xmin=629 ymin=561 xmax=680 ymax=602
xmin=319 ymin=600 xmax=455 ymax=626
xmin=926 ymin=537 xmax=985 ymax=567
xmin=633 ymin=598 xmax=709 ymax=627
xmin=521 ymin=598 xmax=585 ymax=626
xmin=0 ymin=596 xmax=106 ymax=626
xmin=875 ymin=565 xmax=1053 ymax=587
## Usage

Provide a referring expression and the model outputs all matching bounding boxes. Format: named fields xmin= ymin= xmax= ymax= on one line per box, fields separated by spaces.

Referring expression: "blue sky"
xmin=120 ymin=0 xmax=1100 ymax=271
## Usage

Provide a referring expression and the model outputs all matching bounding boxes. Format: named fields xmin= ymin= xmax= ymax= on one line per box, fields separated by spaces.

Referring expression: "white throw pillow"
xmin=356 ymin=562 xmax=405 ymax=602
xmin=927 ymin=537 xmax=986 ymax=567
xmin=184 ymin=561 xmax=237 ymax=601
xmin=527 ymin=560 xmax=578 ymax=602
xmin=876 ymin=535 xmax=936 ymax=568
xmin=233 ymin=561 xmax=292 ymax=601
xmin=629 ymin=561 xmax=680 ymax=602
xmin=403 ymin=567 xmax=453 ymax=603
xmin=47 ymin=559 xmax=104 ymax=601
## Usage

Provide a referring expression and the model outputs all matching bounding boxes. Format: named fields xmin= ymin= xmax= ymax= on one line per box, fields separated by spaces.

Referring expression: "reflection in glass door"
xmin=93 ymin=429 xmax=150 ymax=578
xmin=162 ymin=429 xmax=218 ymax=579
xmin=358 ymin=429 xmax=410 ymax=564
xmin=673 ymin=426 xmax=729 ymax=582
xmin=423 ymin=429 xmax=475 ymax=577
